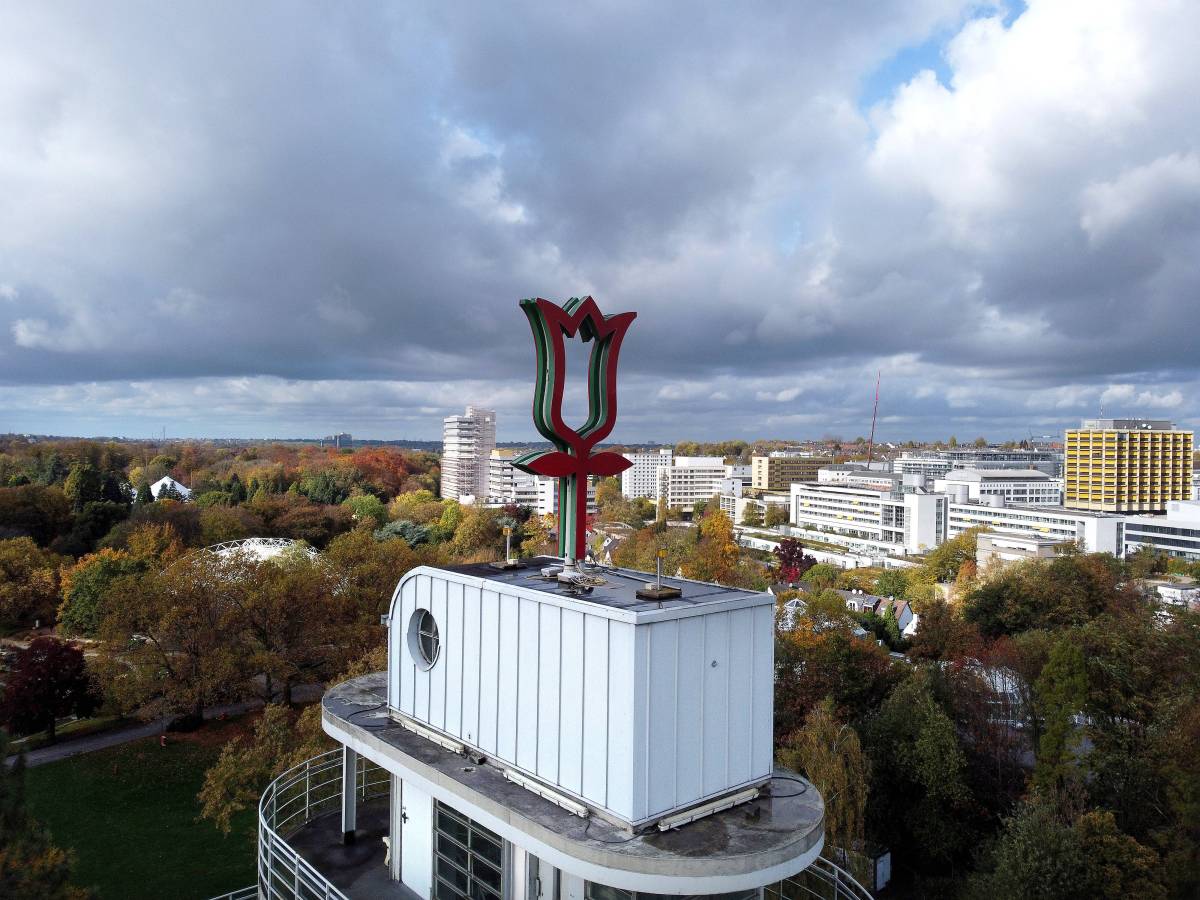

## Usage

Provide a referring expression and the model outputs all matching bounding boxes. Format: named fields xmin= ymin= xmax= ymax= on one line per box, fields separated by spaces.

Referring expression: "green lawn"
xmin=24 ymin=722 xmax=258 ymax=900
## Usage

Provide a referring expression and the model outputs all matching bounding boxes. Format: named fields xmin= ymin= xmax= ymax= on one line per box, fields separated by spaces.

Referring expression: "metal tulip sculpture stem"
xmin=512 ymin=297 xmax=636 ymax=564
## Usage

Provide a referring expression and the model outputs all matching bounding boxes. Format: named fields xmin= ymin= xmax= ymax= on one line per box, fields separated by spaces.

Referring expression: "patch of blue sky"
xmin=858 ymin=2 xmax=1026 ymax=112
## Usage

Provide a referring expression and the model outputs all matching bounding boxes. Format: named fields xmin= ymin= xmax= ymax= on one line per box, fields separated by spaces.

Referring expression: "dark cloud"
xmin=0 ymin=1 xmax=1197 ymax=441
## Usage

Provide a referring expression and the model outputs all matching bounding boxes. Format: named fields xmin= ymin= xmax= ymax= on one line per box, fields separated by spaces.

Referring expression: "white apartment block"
xmin=934 ymin=469 xmax=1062 ymax=506
xmin=620 ymin=447 xmax=673 ymax=498
xmin=656 ymin=456 xmax=727 ymax=513
xmin=946 ymin=501 xmax=1122 ymax=555
xmin=1123 ymin=500 xmax=1200 ymax=562
xmin=487 ymin=450 xmax=540 ymax=509
xmin=789 ymin=482 xmax=945 ymax=554
xmin=536 ymin=476 xmax=597 ymax=518
xmin=486 ymin=449 xmax=595 ymax=516
xmin=894 ymin=449 xmax=1062 ymax=479
xmin=441 ymin=406 xmax=496 ymax=502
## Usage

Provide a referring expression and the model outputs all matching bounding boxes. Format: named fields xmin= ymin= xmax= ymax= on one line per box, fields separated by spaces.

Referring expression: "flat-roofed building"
xmin=790 ymin=481 xmax=945 ymax=554
xmin=894 ymin=449 xmax=1062 ymax=479
xmin=441 ymin=406 xmax=497 ymax=502
xmin=620 ymin=447 xmax=672 ymax=499
xmin=946 ymin=500 xmax=1123 ymax=555
xmin=656 ymin=456 xmax=727 ymax=513
xmin=751 ymin=454 xmax=833 ymax=491
xmin=935 ymin=468 xmax=1062 ymax=506
xmin=1123 ymin=500 xmax=1200 ymax=562
xmin=976 ymin=533 xmax=1069 ymax=568
xmin=1065 ymin=418 xmax=1193 ymax=513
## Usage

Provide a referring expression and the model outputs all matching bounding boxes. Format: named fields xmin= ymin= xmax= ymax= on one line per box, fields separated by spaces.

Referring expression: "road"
xmin=5 ymin=684 xmax=323 ymax=769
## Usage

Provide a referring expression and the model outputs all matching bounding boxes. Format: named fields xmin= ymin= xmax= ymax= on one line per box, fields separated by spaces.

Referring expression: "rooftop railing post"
xmin=341 ymin=745 xmax=358 ymax=845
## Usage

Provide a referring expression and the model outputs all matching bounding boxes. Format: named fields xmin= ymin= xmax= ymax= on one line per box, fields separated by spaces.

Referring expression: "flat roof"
xmin=440 ymin=557 xmax=770 ymax=615
xmin=324 ymin=674 xmax=823 ymax=887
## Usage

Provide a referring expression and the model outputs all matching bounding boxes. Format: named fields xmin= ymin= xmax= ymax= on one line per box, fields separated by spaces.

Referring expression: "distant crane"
xmin=865 ymin=370 xmax=881 ymax=466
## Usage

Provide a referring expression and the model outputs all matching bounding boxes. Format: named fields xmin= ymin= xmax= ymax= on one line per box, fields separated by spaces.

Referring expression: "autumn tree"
xmin=804 ymin=562 xmax=841 ymax=591
xmin=519 ymin=514 xmax=554 ymax=557
xmin=0 ymin=734 xmax=92 ymax=899
xmin=968 ymin=799 xmax=1166 ymax=900
xmin=97 ymin=554 xmax=247 ymax=724
xmin=774 ymin=537 xmax=816 ymax=583
xmin=764 ymin=505 xmax=789 ymax=528
xmin=57 ymin=549 xmax=146 ymax=636
xmin=450 ymin=506 xmax=504 ymax=561
xmin=220 ymin=546 xmax=363 ymax=704
xmin=324 ymin=528 xmax=436 ymax=625
xmin=0 ymin=538 xmax=67 ymax=628
xmin=387 ymin=490 xmax=447 ymax=526
xmin=874 ymin=568 xmax=908 ymax=599
xmin=778 ymin=699 xmax=868 ymax=872
xmin=921 ymin=528 xmax=981 ymax=582
xmin=342 ymin=493 xmax=388 ymax=529
xmin=197 ymin=646 xmax=385 ymax=834
xmin=0 ymin=486 xmax=73 ymax=547
xmin=682 ymin=508 xmax=739 ymax=584
xmin=774 ymin=624 xmax=901 ymax=737
xmin=741 ymin=503 xmax=764 ymax=527
xmin=0 ymin=638 xmax=99 ymax=741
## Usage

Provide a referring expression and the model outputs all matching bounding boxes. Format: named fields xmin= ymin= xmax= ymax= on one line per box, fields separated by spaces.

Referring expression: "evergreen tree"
xmin=1033 ymin=638 xmax=1088 ymax=794
xmin=133 ymin=477 xmax=153 ymax=507
xmin=227 ymin=473 xmax=247 ymax=504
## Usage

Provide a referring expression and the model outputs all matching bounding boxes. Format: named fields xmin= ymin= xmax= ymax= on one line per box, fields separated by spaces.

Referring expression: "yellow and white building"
xmin=1064 ymin=419 xmax=1193 ymax=513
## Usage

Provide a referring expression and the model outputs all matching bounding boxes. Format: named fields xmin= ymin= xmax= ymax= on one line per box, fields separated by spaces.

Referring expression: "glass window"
xmin=585 ymin=886 xmax=758 ymax=900
xmin=435 ymin=802 xmax=504 ymax=900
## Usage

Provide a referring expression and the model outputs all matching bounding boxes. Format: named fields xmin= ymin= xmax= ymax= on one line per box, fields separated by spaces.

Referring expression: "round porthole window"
xmin=407 ymin=608 xmax=440 ymax=670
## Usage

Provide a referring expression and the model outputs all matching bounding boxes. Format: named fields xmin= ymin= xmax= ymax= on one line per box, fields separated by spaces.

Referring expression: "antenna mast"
xmin=865 ymin=370 xmax=881 ymax=466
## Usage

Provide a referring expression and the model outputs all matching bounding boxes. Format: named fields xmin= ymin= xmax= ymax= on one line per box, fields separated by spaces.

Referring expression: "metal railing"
xmin=256 ymin=749 xmax=390 ymax=900
xmin=765 ymin=856 xmax=875 ymax=900
xmin=207 ymin=889 xmax=258 ymax=900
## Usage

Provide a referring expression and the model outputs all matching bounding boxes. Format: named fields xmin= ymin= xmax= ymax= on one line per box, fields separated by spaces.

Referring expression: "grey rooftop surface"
xmin=441 ymin=556 xmax=770 ymax=615
xmin=324 ymin=673 xmax=824 ymax=879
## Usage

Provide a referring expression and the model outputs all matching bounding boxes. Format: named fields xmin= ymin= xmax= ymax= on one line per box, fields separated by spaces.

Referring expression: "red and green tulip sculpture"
xmin=513 ymin=296 xmax=636 ymax=560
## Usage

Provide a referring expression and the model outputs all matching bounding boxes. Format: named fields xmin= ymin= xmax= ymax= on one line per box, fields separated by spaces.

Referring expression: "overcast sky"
xmin=1 ymin=1 xmax=1198 ymax=443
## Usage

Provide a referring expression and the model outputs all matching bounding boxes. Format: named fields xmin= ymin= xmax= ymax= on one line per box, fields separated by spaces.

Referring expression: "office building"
xmin=934 ymin=469 xmax=1062 ymax=506
xmin=620 ymin=447 xmax=673 ymax=498
xmin=1064 ymin=418 xmax=1193 ymax=512
xmin=1123 ymin=500 xmax=1200 ymax=562
xmin=946 ymin=500 xmax=1122 ymax=555
xmin=894 ymin=449 xmax=1061 ymax=479
xmin=441 ymin=406 xmax=497 ymax=502
xmin=488 ymin=449 xmax=596 ymax=516
xmin=751 ymin=453 xmax=833 ymax=491
xmin=789 ymin=481 xmax=945 ymax=554
xmin=487 ymin=449 xmax=540 ymax=509
xmin=241 ymin=561 xmax=871 ymax=900
xmin=656 ymin=457 xmax=728 ymax=513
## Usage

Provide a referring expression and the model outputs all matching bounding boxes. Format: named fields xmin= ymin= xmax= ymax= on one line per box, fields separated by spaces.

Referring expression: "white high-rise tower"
xmin=441 ymin=406 xmax=496 ymax=501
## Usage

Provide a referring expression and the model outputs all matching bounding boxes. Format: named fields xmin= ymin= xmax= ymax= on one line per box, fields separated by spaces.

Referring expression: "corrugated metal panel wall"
xmin=389 ymin=571 xmax=773 ymax=824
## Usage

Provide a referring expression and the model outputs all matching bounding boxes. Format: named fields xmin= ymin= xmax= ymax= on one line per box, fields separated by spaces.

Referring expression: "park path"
xmin=5 ymin=684 xmax=323 ymax=769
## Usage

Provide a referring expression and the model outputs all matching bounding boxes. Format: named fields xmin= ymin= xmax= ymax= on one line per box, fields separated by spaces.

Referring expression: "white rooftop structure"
xmin=290 ymin=561 xmax=870 ymax=900
xmin=147 ymin=475 xmax=192 ymax=500
xmin=202 ymin=537 xmax=318 ymax=562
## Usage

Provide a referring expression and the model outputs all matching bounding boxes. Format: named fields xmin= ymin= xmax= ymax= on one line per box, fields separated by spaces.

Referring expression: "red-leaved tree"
xmin=0 ymin=637 xmax=99 ymax=741
xmin=775 ymin=537 xmax=817 ymax=583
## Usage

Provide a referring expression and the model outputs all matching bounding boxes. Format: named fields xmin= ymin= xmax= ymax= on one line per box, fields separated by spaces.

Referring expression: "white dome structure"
xmin=200 ymin=537 xmax=318 ymax=562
